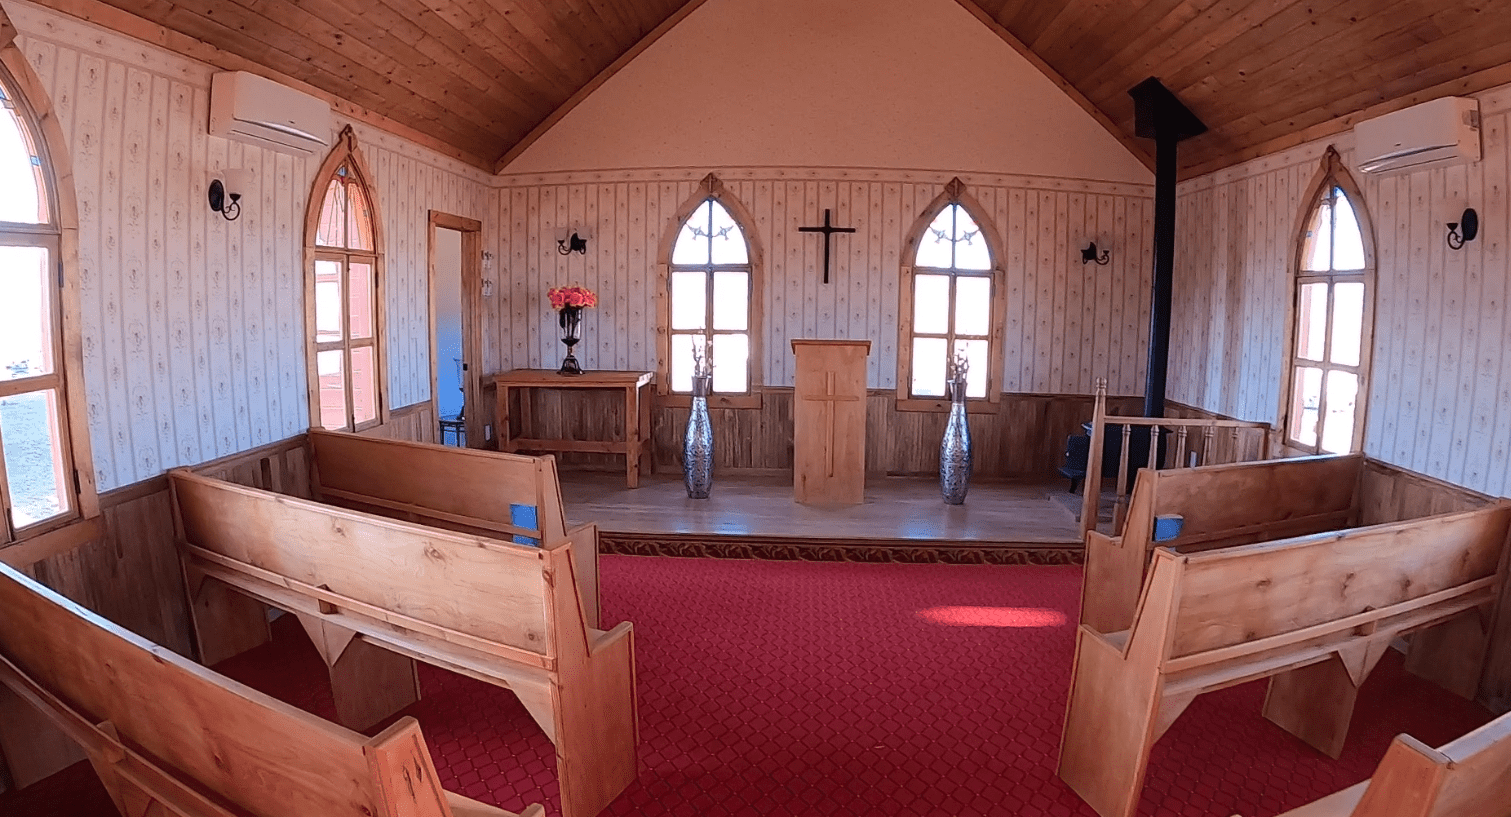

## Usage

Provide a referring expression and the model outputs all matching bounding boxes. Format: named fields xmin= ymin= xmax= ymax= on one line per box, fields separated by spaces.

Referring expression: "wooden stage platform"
xmin=558 ymin=472 xmax=1086 ymax=564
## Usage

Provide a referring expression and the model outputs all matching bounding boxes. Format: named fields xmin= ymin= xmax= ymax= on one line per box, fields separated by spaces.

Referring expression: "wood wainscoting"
xmin=487 ymin=386 xmax=1143 ymax=480
xmin=359 ymin=401 xmax=439 ymax=445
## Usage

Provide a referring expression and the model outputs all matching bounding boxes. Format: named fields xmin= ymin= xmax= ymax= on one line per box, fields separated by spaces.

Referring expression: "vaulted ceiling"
xmin=33 ymin=0 xmax=1511 ymax=177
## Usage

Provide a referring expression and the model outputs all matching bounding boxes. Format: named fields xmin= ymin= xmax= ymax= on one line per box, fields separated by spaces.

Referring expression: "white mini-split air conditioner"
xmin=209 ymin=71 xmax=332 ymax=157
xmin=1353 ymin=96 xmax=1480 ymax=175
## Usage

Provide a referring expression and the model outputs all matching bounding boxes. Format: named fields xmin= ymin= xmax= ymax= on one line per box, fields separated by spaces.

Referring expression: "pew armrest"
xmin=445 ymin=790 xmax=547 ymax=817
xmin=1270 ymin=780 xmax=1367 ymax=817
xmin=588 ymin=621 xmax=634 ymax=657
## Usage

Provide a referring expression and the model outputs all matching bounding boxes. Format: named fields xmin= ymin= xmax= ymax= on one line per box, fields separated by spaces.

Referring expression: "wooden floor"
xmin=559 ymin=472 xmax=1084 ymax=546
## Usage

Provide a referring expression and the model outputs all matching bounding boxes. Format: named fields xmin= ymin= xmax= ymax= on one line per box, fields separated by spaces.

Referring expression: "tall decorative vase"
xmin=557 ymin=305 xmax=584 ymax=375
xmin=940 ymin=377 xmax=972 ymax=504
xmin=683 ymin=374 xmax=714 ymax=499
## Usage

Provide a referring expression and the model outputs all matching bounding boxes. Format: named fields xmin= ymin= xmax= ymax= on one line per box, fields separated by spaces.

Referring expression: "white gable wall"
xmin=507 ymin=0 xmax=1151 ymax=184
xmin=488 ymin=0 xmax=1157 ymax=396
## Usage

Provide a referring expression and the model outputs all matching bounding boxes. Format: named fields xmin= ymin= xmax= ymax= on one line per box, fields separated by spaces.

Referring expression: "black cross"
xmin=799 ymin=208 xmax=856 ymax=284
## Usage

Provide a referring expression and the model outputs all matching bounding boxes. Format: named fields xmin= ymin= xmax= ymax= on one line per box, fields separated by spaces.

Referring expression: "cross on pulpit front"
xmin=791 ymin=339 xmax=870 ymax=504
xmin=805 ymin=371 xmax=860 ymax=479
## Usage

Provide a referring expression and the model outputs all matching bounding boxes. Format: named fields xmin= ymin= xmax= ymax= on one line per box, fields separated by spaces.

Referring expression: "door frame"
xmin=427 ymin=210 xmax=483 ymax=446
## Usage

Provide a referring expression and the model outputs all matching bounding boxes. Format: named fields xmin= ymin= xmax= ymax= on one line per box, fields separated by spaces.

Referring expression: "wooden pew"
xmin=1256 ymin=711 xmax=1511 ymax=817
xmin=1082 ymin=454 xmax=1364 ymax=634
xmin=303 ymin=429 xmax=601 ymax=630
xmin=1059 ymin=504 xmax=1511 ymax=817
xmin=0 ymin=560 xmax=543 ymax=817
xmin=170 ymin=470 xmax=637 ymax=817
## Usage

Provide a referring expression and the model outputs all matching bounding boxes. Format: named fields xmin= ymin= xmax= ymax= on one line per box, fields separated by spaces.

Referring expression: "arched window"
xmin=1285 ymin=148 xmax=1373 ymax=454
xmin=0 ymin=62 xmax=89 ymax=541
xmin=662 ymin=175 xmax=760 ymax=401
xmin=899 ymin=180 xmax=1002 ymax=404
xmin=305 ymin=127 xmax=385 ymax=432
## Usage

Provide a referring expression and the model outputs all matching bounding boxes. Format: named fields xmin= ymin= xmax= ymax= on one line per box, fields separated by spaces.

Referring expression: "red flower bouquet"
xmin=548 ymin=285 xmax=597 ymax=310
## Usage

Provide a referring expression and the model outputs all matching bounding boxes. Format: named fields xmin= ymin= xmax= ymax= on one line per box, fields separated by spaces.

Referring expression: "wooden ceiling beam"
xmin=1200 ymin=32 xmax=1511 ymax=164
xmin=354 ymin=0 xmax=560 ymax=116
xmin=952 ymin=0 xmax=1154 ymax=173
xmin=1181 ymin=58 xmax=1511 ymax=179
xmin=1077 ymin=0 xmax=1259 ymax=105
xmin=31 ymin=0 xmax=496 ymax=169
xmin=1186 ymin=5 xmax=1484 ymax=128
xmin=1158 ymin=0 xmax=1409 ymax=104
xmin=442 ymin=0 xmax=580 ymax=93
xmin=1040 ymin=0 xmax=1187 ymax=83
xmin=137 ymin=0 xmax=517 ymax=150
xmin=334 ymin=0 xmax=562 ymax=110
xmin=482 ymin=0 xmax=603 ymax=87
xmin=1028 ymin=0 xmax=1117 ymax=59
xmin=493 ymin=0 xmax=710 ymax=174
xmin=213 ymin=0 xmax=544 ymax=128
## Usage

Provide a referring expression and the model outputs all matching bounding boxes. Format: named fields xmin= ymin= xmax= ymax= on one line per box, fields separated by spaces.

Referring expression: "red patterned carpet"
xmin=2 ymin=556 xmax=1495 ymax=817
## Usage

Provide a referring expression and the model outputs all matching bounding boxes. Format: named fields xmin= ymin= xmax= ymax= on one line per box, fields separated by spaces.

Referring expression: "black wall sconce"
xmin=557 ymin=231 xmax=588 ymax=255
xmin=1081 ymin=242 xmax=1110 ymax=265
xmin=1446 ymin=208 xmax=1478 ymax=249
xmin=207 ymin=169 xmax=250 ymax=222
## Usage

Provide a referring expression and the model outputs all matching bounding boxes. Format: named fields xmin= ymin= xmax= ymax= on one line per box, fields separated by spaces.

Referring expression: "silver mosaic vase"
xmin=683 ymin=375 xmax=714 ymax=499
xmin=940 ymin=378 xmax=972 ymax=505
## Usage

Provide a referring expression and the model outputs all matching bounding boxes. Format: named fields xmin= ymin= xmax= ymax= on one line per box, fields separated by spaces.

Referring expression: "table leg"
xmin=639 ymin=382 xmax=654 ymax=477
xmin=496 ymin=385 xmax=513 ymax=452
xmin=624 ymin=385 xmax=639 ymax=488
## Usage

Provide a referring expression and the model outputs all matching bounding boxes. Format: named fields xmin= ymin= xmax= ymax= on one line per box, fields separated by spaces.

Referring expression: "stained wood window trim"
xmin=303 ymin=127 xmax=389 ymax=433
xmin=1280 ymin=147 xmax=1375 ymax=456
xmin=895 ymin=179 xmax=1007 ymax=414
xmin=0 ymin=44 xmax=99 ymax=549
xmin=655 ymin=174 xmax=765 ymax=411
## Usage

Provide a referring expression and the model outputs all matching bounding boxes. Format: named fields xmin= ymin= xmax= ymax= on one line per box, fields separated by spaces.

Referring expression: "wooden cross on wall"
xmin=799 ymin=209 xmax=856 ymax=284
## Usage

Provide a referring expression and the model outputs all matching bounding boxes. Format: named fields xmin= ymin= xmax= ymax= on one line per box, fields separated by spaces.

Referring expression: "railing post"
xmin=1080 ymin=379 xmax=1108 ymax=538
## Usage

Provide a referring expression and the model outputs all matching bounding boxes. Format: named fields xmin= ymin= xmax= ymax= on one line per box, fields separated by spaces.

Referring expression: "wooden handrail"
xmin=1078 ymin=380 xmax=1271 ymax=538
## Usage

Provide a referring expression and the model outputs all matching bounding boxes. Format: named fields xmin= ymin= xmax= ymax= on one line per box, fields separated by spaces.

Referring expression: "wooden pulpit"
xmin=791 ymin=339 xmax=870 ymax=504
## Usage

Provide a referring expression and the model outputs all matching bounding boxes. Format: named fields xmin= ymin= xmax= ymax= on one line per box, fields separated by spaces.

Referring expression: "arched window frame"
xmin=303 ymin=126 xmax=388 ymax=432
xmin=896 ymin=178 xmax=1007 ymax=412
xmin=655 ymin=174 xmax=764 ymax=409
xmin=0 ymin=35 xmax=98 ymax=548
xmin=1279 ymin=146 xmax=1376 ymax=455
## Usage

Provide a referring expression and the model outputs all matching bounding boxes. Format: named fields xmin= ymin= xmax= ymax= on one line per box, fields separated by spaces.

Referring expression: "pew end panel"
xmin=171 ymin=469 xmax=639 ymax=817
xmin=1061 ymin=504 xmax=1511 ymax=817
xmin=1260 ymin=711 xmax=1511 ymax=817
xmin=0 ymin=560 xmax=542 ymax=817
xmin=548 ymin=545 xmax=639 ymax=817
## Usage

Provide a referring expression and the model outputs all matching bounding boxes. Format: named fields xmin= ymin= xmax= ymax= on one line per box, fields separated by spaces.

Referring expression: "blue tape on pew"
xmin=511 ymin=504 xmax=540 ymax=546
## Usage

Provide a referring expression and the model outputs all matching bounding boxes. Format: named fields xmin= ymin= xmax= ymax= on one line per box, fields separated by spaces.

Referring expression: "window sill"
xmin=0 ymin=515 xmax=102 ymax=569
xmin=894 ymin=397 xmax=999 ymax=415
xmin=659 ymin=392 xmax=764 ymax=410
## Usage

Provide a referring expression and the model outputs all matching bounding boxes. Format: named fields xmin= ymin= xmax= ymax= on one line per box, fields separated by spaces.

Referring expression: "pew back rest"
xmin=1428 ymin=711 xmax=1511 ymax=817
xmin=306 ymin=430 xmax=570 ymax=545
xmin=0 ymin=562 xmax=395 ymax=817
xmin=1138 ymin=454 xmax=1363 ymax=552
xmin=172 ymin=470 xmax=565 ymax=658
xmin=1135 ymin=503 xmax=1511 ymax=662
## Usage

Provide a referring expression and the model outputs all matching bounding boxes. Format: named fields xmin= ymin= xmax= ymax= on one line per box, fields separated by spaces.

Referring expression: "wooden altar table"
xmin=491 ymin=369 xmax=655 ymax=488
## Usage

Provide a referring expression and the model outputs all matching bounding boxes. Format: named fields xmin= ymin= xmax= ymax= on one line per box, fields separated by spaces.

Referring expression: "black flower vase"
xmin=558 ymin=305 xmax=584 ymax=375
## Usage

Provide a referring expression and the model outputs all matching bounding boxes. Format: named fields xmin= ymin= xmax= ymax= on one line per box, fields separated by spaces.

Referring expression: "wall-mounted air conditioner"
xmin=209 ymin=71 xmax=332 ymax=157
xmin=1354 ymin=96 xmax=1480 ymax=175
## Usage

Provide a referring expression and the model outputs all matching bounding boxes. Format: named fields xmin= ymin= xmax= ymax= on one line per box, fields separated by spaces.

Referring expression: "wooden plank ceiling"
xmin=31 ymin=0 xmax=1511 ymax=177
